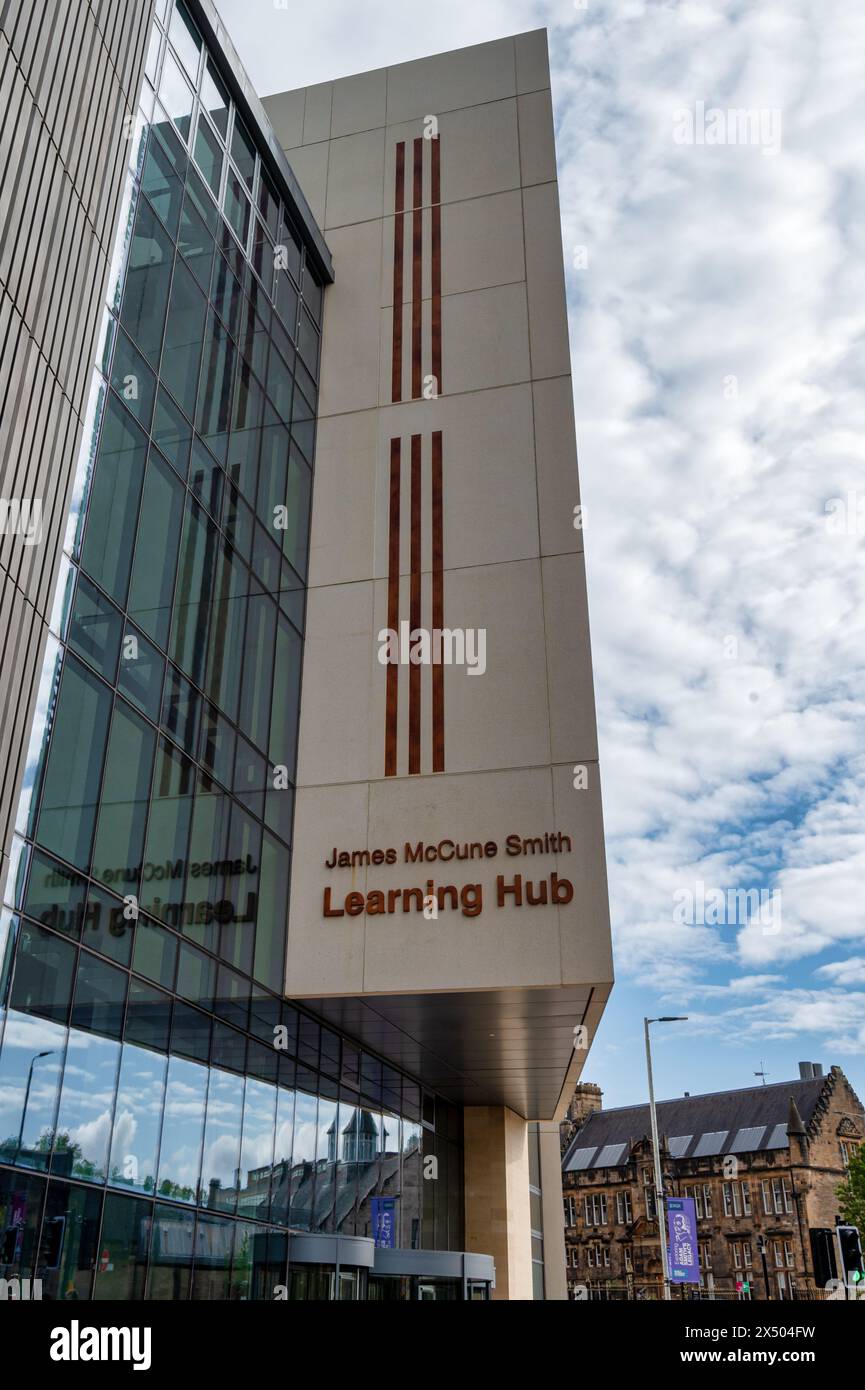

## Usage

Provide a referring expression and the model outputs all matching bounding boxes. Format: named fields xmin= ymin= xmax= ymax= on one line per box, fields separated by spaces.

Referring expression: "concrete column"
xmin=464 ymin=1106 xmax=533 ymax=1301
xmin=538 ymin=1120 xmax=568 ymax=1300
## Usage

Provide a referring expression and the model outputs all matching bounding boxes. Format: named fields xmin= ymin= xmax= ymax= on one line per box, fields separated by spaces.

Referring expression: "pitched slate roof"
xmin=562 ymin=1074 xmax=829 ymax=1173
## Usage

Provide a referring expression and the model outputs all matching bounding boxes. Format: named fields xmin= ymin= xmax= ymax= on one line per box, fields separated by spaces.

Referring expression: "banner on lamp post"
xmin=666 ymin=1196 xmax=699 ymax=1283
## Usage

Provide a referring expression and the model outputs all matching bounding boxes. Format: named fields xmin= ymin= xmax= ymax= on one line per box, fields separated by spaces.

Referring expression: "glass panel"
xmin=258 ymin=167 xmax=279 ymax=238
xmin=211 ymin=252 xmax=243 ymax=337
xmin=85 ymin=884 xmax=136 ymax=968
xmin=230 ymin=114 xmax=256 ymax=190
xmin=81 ymin=394 xmax=148 ymax=605
xmin=201 ymin=58 xmax=229 ymax=138
xmin=200 ymin=704 xmax=235 ymax=789
xmin=121 ymin=197 xmax=174 ymax=367
xmin=147 ymin=1201 xmax=193 ymax=1299
xmin=0 ymin=1009 xmax=67 ymax=1167
xmin=159 ymin=48 xmax=194 ymax=144
xmin=72 ymin=951 xmax=128 ymax=1039
xmin=132 ymin=917 xmax=178 ymax=991
xmin=191 ymin=1210 xmax=232 ymax=1299
xmin=24 ymin=850 xmax=86 ymax=938
xmin=303 ymin=266 xmax=323 ymax=323
xmin=36 ymin=657 xmax=112 ymax=870
xmin=275 ymin=271 xmax=298 ymax=338
xmin=277 ymin=221 xmax=301 ymax=284
xmin=196 ymin=311 xmax=236 ymax=462
xmin=224 ymin=169 xmax=251 ymax=246
xmin=299 ymin=310 xmax=319 ymax=378
xmin=253 ymin=831 xmax=289 ymax=991
xmin=118 ymin=625 xmax=165 ymax=723
xmin=193 ymin=112 xmax=223 ymax=200
xmin=152 ymin=384 xmax=192 ymax=476
xmin=0 ymin=1167 xmax=45 ymax=1283
xmin=200 ymin=1066 xmax=244 ymax=1212
xmin=67 ymin=575 xmax=122 ymax=683
xmin=189 ymin=437 xmax=224 ymax=519
xmin=238 ymin=1076 xmax=276 ymax=1221
xmin=218 ymin=807 xmax=259 ymax=975
xmin=204 ymin=542 xmax=246 ymax=722
xmin=169 ymin=0 xmax=201 ymax=81
xmin=52 ymin=1026 xmax=121 ymax=1180
xmin=239 ymin=593 xmax=276 ymax=750
xmin=139 ymin=738 xmax=194 ymax=924
xmin=125 ymin=977 xmax=172 ymax=1053
xmin=170 ymin=496 xmax=218 ymax=687
xmin=291 ymin=386 xmax=315 ymax=461
xmin=313 ymin=1093 xmax=338 ymax=1232
xmin=110 ymin=326 xmax=157 ymax=430
xmin=93 ymin=1191 xmax=151 ymax=1299
xmin=149 ymin=1085 xmax=206 ymax=1171
xmin=182 ymin=775 xmax=229 ymax=952
xmin=162 ymin=665 xmax=201 ymax=755
xmin=270 ymin=614 xmax=301 ymax=771
xmin=284 ymin=449 xmax=311 ymax=576
xmin=289 ymin=1087 xmax=316 ymax=1230
xmin=142 ymin=122 xmax=187 ymax=238
xmin=91 ymin=698 xmax=156 ymax=896
xmin=38 ymin=1181 xmax=101 ymax=1300
xmin=257 ymin=422 xmax=288 ymax=530
xmin=401 ymin=1118 xmax=422 ymax=1249
xmin=266 ymin=341 xmax=293 ymax=422
xmin=161 ymin=257 xmax=207 ymax=419
xmin=128 ymin=449 xmax=185 ymax=648
xmin=157 ymin=1053 xmax=207 ymax=1202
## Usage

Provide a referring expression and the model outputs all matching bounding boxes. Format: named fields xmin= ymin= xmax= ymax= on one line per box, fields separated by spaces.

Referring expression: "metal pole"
xmin=644 ymin=1018 xmax=672 ymax=1300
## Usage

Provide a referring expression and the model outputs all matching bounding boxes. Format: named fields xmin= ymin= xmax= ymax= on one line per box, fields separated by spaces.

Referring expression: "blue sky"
xmin=217 ymin=0 xmax=865 ymax=1109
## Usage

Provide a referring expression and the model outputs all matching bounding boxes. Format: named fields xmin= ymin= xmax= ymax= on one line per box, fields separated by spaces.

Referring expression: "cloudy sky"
xmin=218 ymin=0 xmax=865 ymax=1108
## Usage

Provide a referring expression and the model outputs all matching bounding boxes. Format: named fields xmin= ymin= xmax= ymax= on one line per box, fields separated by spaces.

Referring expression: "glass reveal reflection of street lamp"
xmin=16 ymin=1050 xmax=54 ymax=1159
xmin=644 ymin=1017 xmax=688 ymax=1301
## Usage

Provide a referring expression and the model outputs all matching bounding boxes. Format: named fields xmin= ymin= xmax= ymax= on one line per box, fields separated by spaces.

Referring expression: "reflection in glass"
xmin=237 ymin=1076 xmax=276 ymax=1222
xmin=94 ymin=1191 xmax=150 ymax=1299
xmin=108 ymin=1042 xmax=168 ymax=1192
xmin=200 ymin=1066 xmax=243 ymax=1212
xmin=52 ymin=1027 xmax=121 ymax=1182
xmin=0 ymin=1012 xmax=66 ymax=1169
xmin=157 ymin=1053 xmax=207 ymax=1202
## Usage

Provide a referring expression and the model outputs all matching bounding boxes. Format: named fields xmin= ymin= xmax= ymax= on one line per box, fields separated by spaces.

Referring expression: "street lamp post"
xmin=644 ymin=1016 xmax=688 ymax=1302
xmin=16 ymin=1050 xmax=54 ymax=1159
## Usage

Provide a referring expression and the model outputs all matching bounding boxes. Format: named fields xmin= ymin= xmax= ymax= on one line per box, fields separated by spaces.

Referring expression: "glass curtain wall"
xmin=0 ymin=0 xmax=464 ymax=1300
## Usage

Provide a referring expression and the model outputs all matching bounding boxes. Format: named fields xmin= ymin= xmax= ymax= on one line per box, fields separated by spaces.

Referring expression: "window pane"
xmin=182 ymin=777 xmax=228 ymax=953
xmin=196 ymin=311 xmax=236 ymax=462
xmin=178 ymin=192 xmax=215 ymax=293
xmin=81 ymin=394 xmax=148 ymax=605
xmin=72 ymin=951 xmax=128 ymax=1039
xmin=132 ymin=916 xmax=178 ymax=991
xmin=125 ymin=977 xmax=172 ymax=1053
xmin=204 ymin=542 xmax=246 ymax=722
xmin=257 ymin=422 xmax=288 ymax=529
xmin=162 ymin=666 xmax=201 ymax=756
xmin=36 ymin=657 xmax=112 ymax=870
xmin=67 ymin=574 xmax=122 ymax=682
xmin=266 ymin=341 xmax=293 ymax=422
xmin=85 ymin=884 xmax=135 ymax=967
xmin=128 ymin=449 xmax=185 ymax=648
xmin=24 ymin=850 xmax=86 ymax=938
xmin=53 ymin=1026 xmax=121 ymax=1179
xmin=211 ymin=252 xmax=243 ymax=337
xmin=0 ymin=1009 xmax=66 ymax=1167
xmin=110 ymin=326 xmax=156 ymax=431
xmin=239 ymin=593 xmax=276 ymax=750
xmin=159 ymin=48 xmax=194 ymax=143
xmin=108 ymin=1042 xmax=168 ymax=1194
xmin=169 ymin=0 xmax=201 ymax=80
xmin=142 ymin=122 xmax=187 ymax=238
xmin=284 ymin=449 xmax=311 ymax=576
xmin=93 ymin=1192 xmax=151 ymax=1299
xmin=224 ymin=169 xmax=251 ymax=246
xmin=170 ymin=496 xmax=218 ymax=686
xmin=147 ymin=1201 xmax=193 ymax=1299
xmin=193 ymin=113 xmax=223 ymax=209
xmin=230 ymin=114 xmax=256 ymax=189
xmin=161 ymin=258 xmax=207 ymax=419
xmin=258 ymin=167 xmax=279 ymax=238
xmin=298 ymin=310 xmax=319 ymax=379
xmin=253 ymin=830 xmax=289 ymax=991
xmin=38 ymin=1181 xmax=101 ymax=1299
xmin=270 ymin=614 xmax=301 ymax=770
xmin=91 ymin=699 xmax=156 ymax=897
xmin=157 ymin=1054 xmax=207 ymax=1202
xmin=202 ymin=58 xmax=229 ymax=138
xmin=121 ymin=198 xmax=174 ymax=367
xmin=118 ymin=625 xmax=165 ymax=723
xmin=139 ymin=738 xmax=194 ymax=923
xmin=189 ymin=437 xmax=224 ymax=519
xmin=153 ymin=384 xmax=193 ymax=476
xmin=200 ymin=1067 xmax=244 ymax=1212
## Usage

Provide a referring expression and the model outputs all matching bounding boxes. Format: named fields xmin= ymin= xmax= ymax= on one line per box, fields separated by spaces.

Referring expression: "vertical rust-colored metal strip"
xmin=409 ymin=433 xmax=422 ymax=773
xmin=391 ymin=142 xmax=405 ymax=403
xmin=431 ymin=430 xmax=444 ymax=773
xmin=431 ymin=136 xmax=442 ymax=397
xmin=385 ymin=437 xmax=401 ymax=776
xmin=411 ymin=136 xmax=423 ymax=400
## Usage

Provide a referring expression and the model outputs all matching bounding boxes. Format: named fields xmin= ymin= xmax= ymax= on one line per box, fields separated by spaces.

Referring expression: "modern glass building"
xmin=0 ymin=0 xmax=479 ymax=1302
xmin=0 ymin=0 xmax=612 ymax=1301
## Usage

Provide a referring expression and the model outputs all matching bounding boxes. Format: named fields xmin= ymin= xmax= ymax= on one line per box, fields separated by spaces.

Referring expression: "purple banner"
xmin=666 ymin=1196 xmax=698 ymax=1282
